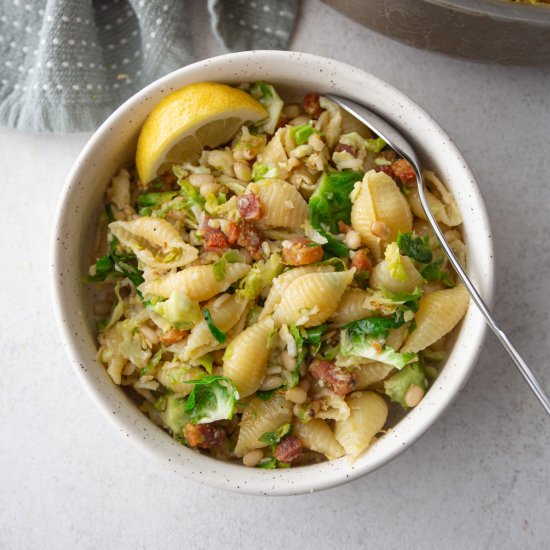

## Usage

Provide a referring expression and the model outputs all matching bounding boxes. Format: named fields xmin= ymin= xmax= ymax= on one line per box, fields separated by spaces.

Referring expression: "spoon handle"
xmin=417 ymin=182 xmax=550 ymax=416
xmin=326 ymin=93 xmax=550 ymax=416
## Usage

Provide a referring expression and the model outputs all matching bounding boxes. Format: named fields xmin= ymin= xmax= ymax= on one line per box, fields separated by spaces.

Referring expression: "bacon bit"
xmin=224 ymin=220 xmax=239 ymax=245
xmin=335 ymin=143 xmax=357 ymax=156
xmin=237 ymin=193 xmax=263 ymax=221
xmin=183 ymin=423 xmax=226 ymax=449
xmin=303 ymin=93 xmax=323 ymax=119
xmin=281 ymin=237 xmax=324 ymax=266
xmin=160 ymin=170 xmax=177 ymax=187
xmin=309 ymin=359 xmax=357 ymax=397
xmin=391 ymin=159 xmax=416 ymax=184
xmin=204 ymin=232 xmax=229 ymax=251
xmin=375 ymin=164 xmax=393 ymax=177
xmin=159 ymin=328 xmax=189 ymax=345
xmin=273 ymin=436 xmax=303 ymax=463
xmin=237 ymin=221 xmax=263 ymax=260
xmin=379 ymin=150 xmax=397 ymax=163
xmin=276 ymin=115 xmax=289 ymax=129
xmin=375 ymin=151 xmax=398 ymax=176
xmin=371 ymin=341 xmax=383 ymax=353
xmin=351 ymin=249 xmax=372 ymax=274
xmin=338 ymin=221 xmax=352 ymax=234
xmin=199 ymin=216 xmax=230 ymax=251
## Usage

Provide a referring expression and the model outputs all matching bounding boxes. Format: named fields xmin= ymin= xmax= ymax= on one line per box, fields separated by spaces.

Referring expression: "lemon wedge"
xmin=135 ymin=82 xmax=268 ymax=184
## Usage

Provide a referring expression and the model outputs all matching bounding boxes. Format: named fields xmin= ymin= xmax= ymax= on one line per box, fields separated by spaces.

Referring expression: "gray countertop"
xmin=1 ymin=1 xmax=549 ymax=548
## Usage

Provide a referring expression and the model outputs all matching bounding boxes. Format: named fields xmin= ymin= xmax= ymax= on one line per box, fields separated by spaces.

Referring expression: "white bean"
xmin=259 ymin=375 xmax=284 ymax=391
xmin=285 ymin=386 xmax=308 ymax=404
xmin=233 ymin=161 xmax=252 ymax=183
xmin=345 ymin=229 xmax=361 ymax=250
xmin=289 ymin=115 xmax=310 ymax=126
xmin=371 ymin=220 xmax=391 ymax=239
xmin=404 ymin=384 xmax=425 ymax=407
xmin=189 ymin=173 xmax=214 ymax=187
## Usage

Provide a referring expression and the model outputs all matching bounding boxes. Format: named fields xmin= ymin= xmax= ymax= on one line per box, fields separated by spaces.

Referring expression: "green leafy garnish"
xmin=195 ymin=353 xmax=214 ymax=375
xmin=237 ymin=253 xmax=283 ymax=300
xmin=344 ymin=310 xmax=406 ymax=339
xmin=339 ymin=329 xmax=417 ymax=370
xmin=250 ymin=81 xmax=284 ymax=135
xmin=340 ymin=311 xmax=417 ymax=369
xmin=421 ymin=257 xmax=455 ymax=287
xmin=251 ymin=162 xmax=281 ymax=182
xmin=212 ymin=250 xmax=241 ymax=283
xmin=256 ymin=457 xmax=290 ymax=469
xmin=183 ymin=375 xmax=239 ymax=424
xmin=152 ymin=290 xmax=202 ymax=330
xmin=287 ymin=323 xmax=329 ymax=388
xmin=310 ymin=170 xmax=363 ymax=232
xmin=364 ymin=137 xmax=386 ymax=153
xmin=397 ymin=232 xmax=433 ymax=263
xmin=259 ymin=423 xmax=293 ymax=445
xmin=309 ymin=170 xmax=363 ymax=257
xmin=257 ymin=457 xmax=277 ymax=469
xmin=256 ymin=389 xmax=277 ymax=401
xmin=384 ymin=362 xmax=427 ymax=408
xmin=160 ymin=394 xmax=190 ymax=436
xmin=385 ymin=242 xmax=407 ymax=281
xmin=178 ymin=179 xmax=205 ymax=210
xmin=86 ymin=237 xmax=144 ymax=294
xmin=105 ymin=203 xmax=115 ymax=223
xmin=202 ymin=308 xmax=227 ymax=343
xmin=137 ymin=191 xmax=177 ymax=208
xmin=381 ymin=287 xmax=423 ymax=312
xmin=289 ymin=123 xmax=316 ymax=145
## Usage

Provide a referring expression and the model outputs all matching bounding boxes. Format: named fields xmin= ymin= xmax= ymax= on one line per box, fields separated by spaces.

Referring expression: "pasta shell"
xmin=256 ymin=128 xmax=289 ymax=180
xmin=334 ymin=391 xmax=388 ymax=458
xmin=407 ymin=170 xmax=462 ymax=227
xmin=329 ymin=288 xmax=373 ymax=325
xmin=272 ymin=270 xmax=355 ymax=328
xmin=233 ymin=393 xmax=293 ymax=457
xmin=223 ymin=317 xmax=275 ymax=398
xmin=294 ymin=419 xmax=345 ymax=460
xmin=138 ymin=263 xmax=251 ymax=301
xmin=354 ymin=362 xmax=394 ymax=390
xmin=369 ymin=255 xmax=424 ymax=293
xmin=401 ymin=285 xmax=469 ymax=353
xmin=109 ymin=217 xmax=197 ymax=269
xmin=247 ymin=179 xmax=309 ymax=231
xmin=351 ymin=170 xmax=413 ymax=261
xmin=183 ymin=294 xmax=249 ymax=360
xmin=260 ymin=265 xmax=335 ymax=320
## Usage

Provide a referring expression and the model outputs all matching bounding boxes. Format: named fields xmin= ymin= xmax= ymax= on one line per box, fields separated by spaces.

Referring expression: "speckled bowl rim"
xmin=50 ymin=50 xmax=495 ymax=496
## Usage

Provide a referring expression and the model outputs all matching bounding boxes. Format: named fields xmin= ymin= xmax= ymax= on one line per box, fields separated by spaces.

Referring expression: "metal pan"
xmin=321 ymin=0 xmax=550 ymax=65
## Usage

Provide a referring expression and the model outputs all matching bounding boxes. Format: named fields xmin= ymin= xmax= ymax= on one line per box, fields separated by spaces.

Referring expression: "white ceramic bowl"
xmin=51 ymin=51 xmax=494 ymax=495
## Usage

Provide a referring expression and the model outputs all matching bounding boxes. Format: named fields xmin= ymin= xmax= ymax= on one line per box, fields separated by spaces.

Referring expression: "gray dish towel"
xmin=0 ymin=0 xmax=298 ymax=133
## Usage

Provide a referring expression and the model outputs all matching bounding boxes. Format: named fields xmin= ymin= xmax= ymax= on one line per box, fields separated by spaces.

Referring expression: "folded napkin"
xmin=0 ymin=0 xmax=297 ymax=133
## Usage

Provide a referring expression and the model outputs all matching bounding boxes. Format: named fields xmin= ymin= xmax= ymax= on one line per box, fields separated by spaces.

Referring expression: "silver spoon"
xmin=327 ymin=94 xmax=550 ymax=415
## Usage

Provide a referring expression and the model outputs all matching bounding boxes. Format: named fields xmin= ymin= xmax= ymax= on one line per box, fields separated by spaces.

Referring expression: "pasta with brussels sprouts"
xmin=87 ymin=81 xmax=469 ymax=469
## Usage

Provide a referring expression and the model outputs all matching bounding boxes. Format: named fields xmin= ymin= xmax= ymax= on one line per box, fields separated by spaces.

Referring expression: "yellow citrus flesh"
xmin=135 ymin=82 xmax=268 ymax=184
